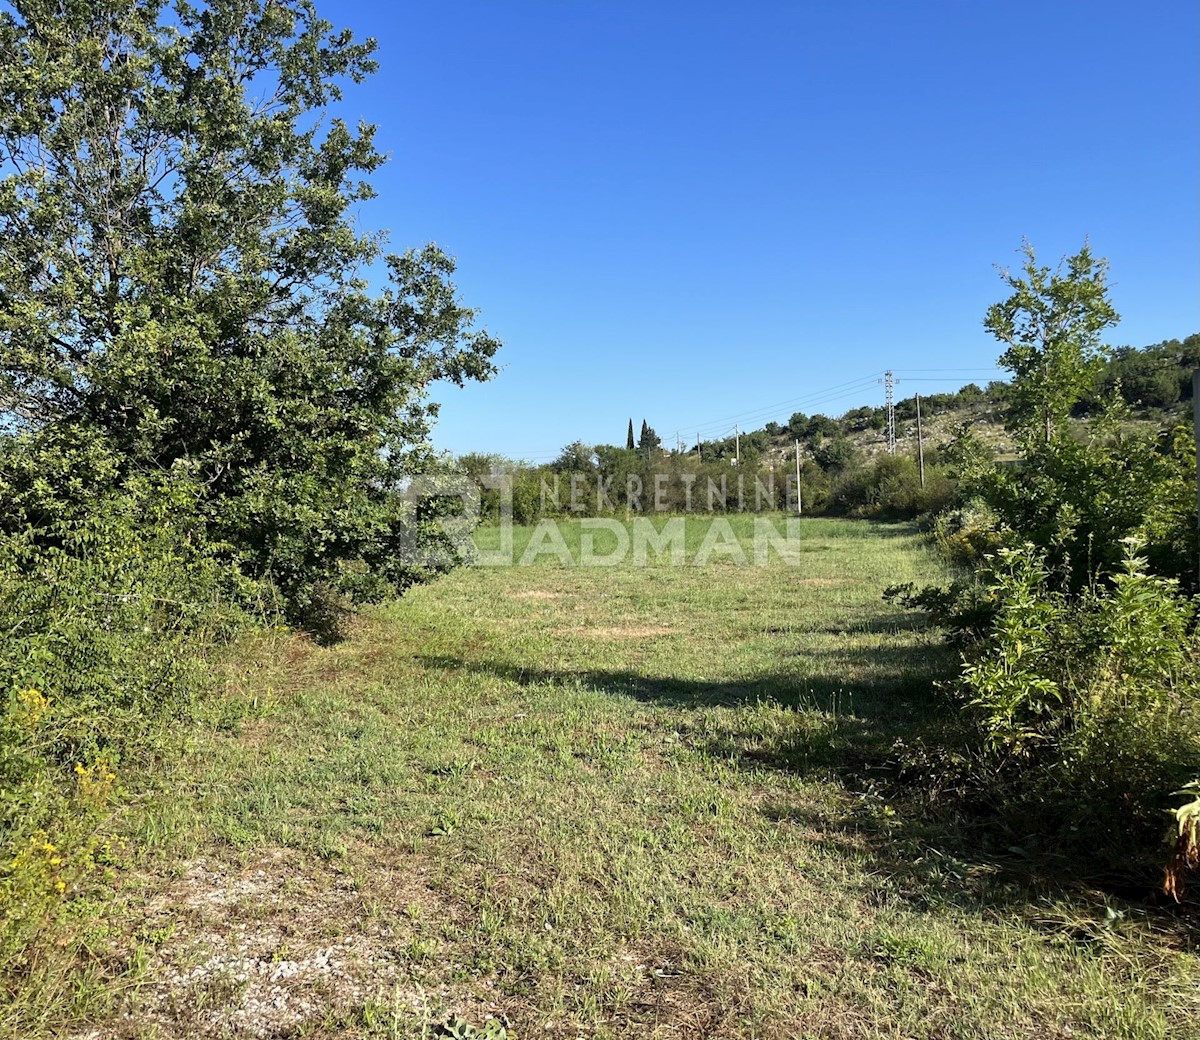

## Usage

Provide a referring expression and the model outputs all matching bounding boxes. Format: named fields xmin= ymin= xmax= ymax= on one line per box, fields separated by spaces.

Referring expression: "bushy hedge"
xmin=890 ymin=435 xmax=1200 ymax=878
xmin=886 ymin=245 xmax=1200 ymax=884
xmin=826 ymin=454 xmax=957 ymax=520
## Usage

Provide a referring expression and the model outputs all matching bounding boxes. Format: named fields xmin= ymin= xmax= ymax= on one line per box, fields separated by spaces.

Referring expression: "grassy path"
xmin=67 ymin=518 xmax=1196 ymax=1038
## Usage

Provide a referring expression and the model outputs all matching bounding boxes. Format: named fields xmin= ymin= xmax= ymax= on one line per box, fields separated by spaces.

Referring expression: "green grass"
xmin=17 ymin=517 xmax=1199 ymax=1039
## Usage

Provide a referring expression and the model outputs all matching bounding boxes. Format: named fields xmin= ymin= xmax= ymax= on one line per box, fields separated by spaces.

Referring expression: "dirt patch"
xmin=234 ymin=717 xmax=278 ymax=749
xmin=600 ymin=940 xmax=748 ymax=1037
xmin=555 ymin=625 xmax=673 ymax=640
xmin=121 ymin=848 xmax=500 ymax=1038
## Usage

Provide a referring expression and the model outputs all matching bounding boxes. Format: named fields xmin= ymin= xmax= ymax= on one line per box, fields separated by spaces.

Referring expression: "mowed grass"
xmin=45 ymin=517 xmax=1199 ymax=1039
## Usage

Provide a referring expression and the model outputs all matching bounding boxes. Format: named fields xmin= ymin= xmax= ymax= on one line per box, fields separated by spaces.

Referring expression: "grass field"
xmin=27 ymin=517 xmax=1199 ymax=1039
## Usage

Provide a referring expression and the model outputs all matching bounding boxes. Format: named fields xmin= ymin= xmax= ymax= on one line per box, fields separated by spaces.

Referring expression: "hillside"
xmin=692 ymin=333 xmax=1199 ymax=468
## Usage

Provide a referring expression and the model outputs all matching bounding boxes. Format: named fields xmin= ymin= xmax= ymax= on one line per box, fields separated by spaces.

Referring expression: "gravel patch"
xmin=119 ymin=848 xmax=498 ymax=1038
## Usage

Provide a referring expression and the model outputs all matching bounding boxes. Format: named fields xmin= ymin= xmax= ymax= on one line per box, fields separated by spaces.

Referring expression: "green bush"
xmin=955 ymin=541 xmax=1200 ymax=869
xmin=828 ymin=455 xmax=957 ymax=520
xmin=0 ymin=481 xmax=249 ymax=978
xmin=932 ymin=497 xmax=1004 ymax=565
xmin=892 ymin=245 xmax=1200 ymax=880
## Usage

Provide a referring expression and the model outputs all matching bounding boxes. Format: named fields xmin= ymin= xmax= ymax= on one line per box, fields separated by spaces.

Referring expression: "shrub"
xmin=890 ymin=245 xmax=1200 ymax=880
xmin=932 ymin=498 xmax=1004 ymax=565
xmin=959 ymin=547 xmax=1067 ymax=756
xmin=0 ymin=482 xmax=248 ymax=978
xmin=953 ymin=541 xmax=1200 ymax=870
xmin=828 ymin=455 xmax=957 ymax=520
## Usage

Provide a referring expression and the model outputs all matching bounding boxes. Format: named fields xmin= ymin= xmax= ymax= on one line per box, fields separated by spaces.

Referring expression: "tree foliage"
xmin=637 ymin=419 xmax=660 ymax=456
xmin=952 ymin=244 xmax=1195 ymax=592
xmin=985 ymin=240 xmax=1119 ymax=445
xmin=0 ymin=0 xmax=500 ymax=620
xmin=889 ymin=242 xmax=1200 ymax=877
xmin=552 ymin=440 xmax=594 ymax=472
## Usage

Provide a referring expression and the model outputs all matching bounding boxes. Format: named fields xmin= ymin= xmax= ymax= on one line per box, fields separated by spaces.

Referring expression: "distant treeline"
xmin=458 ymin=334 xmax=1196 ymax=525
xmin=460 ymin=438 xmax=956 ymax=524
xmin=1082 ymin=333 xmax=1200 ymax=410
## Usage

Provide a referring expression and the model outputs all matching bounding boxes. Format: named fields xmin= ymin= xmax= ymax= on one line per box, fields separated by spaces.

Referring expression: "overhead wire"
xmin=483 ymin=367 xmax=1008 ymax=459
xmin=677 ymin=373 xmax=886 ymax=441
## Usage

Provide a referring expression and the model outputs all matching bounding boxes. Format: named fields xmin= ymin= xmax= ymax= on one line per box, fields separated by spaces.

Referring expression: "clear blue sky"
xmin=332 ymin=0 xmax=1199 ymax=460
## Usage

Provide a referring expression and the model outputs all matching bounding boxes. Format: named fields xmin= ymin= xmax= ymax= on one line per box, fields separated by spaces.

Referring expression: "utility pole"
xmin=795 ymin=439 xmax=802 ymax=515
xmin=915 ymin=393 xmax=925 ymax=488
xmin=883 ymin=370 xmax=897 ymax=454
xmin=734 ymin=424 xmax=740 ymax=466
xmin=697 ymin=433 xmax=702 ymax=462
xmin=1194 ymin=370 xmax=1200 ymax=588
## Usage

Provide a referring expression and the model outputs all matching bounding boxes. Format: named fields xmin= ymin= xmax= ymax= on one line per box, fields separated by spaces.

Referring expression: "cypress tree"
xmin=637 ymin=420 xmax=660 ymax=456
xmin=626 ymin=418 xmax=635 ymax=451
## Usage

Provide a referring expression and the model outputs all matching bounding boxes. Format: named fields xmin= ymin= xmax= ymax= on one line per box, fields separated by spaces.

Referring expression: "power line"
xmin=690 ymin=394 xmax=866 ymax=440
xmin=675 ymin=373 xmax=885 ymax=439
xmin=882 ymin=370 xmax=897 ymax=454
xmin=475 ymin=366 xmax=1010 ymax=460
xmin=491 ymin=374 xmax=896 ymax=459
xmin=676 ymin=373 xmax=883 ymax=432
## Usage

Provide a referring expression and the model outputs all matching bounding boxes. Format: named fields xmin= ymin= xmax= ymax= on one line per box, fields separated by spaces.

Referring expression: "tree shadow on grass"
xmin=416 ymin=632 xmax=954 ymax=802
xmin=416 ymin=639 xmax=1197 ymax=931
xmin=417 ymin=637 xmax=948 ymax=716
xmin=763 ymin=614 xmax=931 ymax=638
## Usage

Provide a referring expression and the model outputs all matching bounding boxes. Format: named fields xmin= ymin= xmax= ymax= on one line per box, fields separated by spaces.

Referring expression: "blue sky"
xmin=333 ymin=1 xmax=1199 ymax=460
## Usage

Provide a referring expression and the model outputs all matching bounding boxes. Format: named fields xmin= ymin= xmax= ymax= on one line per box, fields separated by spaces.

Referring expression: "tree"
xmin=0 ymin=0 xmax=499 ymax=621
xmin=985 ymin=241 xmax=1119 ymax=445
xmin=809 ymin=414 xmax=841 ymax=441
xmin=552 ymin=441 xmax=594 ymax=472
xmin=457 ymin=453 xmax=511 ymax=480
xmin=841 ymin=405 xmax=878 ymax=432
xmin=637 ymin=419 xmax=660 ymax=456
xmin=814 ymin=436 xmax=857 ymax=472
xmin=1100 ymin=345 xmax=1181 ymax=409
xmin=951 ymin=242 xmax=1200 ymax=592
xmin=626 ymin=418 xmax=635 ymax=451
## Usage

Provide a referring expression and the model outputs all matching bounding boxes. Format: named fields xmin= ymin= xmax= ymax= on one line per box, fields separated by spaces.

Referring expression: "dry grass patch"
xmin=554 ymin=624 xmax=675 ymax=640
xmin=119 ymin=847 xmax=507 ymax=1038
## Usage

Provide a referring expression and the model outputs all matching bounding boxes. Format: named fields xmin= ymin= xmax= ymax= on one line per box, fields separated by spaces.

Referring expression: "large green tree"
xmin=0 ymin=0 xmax=499 ymax=618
